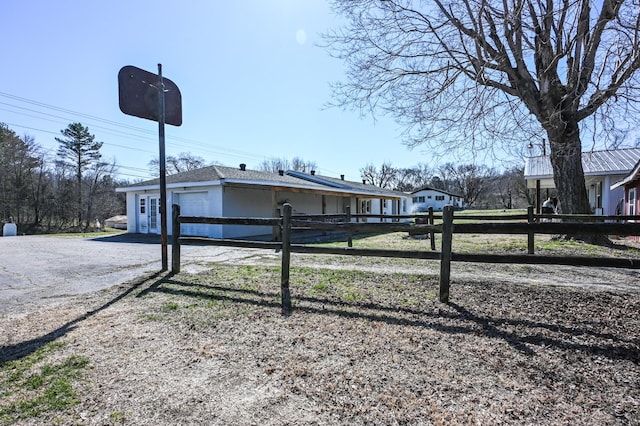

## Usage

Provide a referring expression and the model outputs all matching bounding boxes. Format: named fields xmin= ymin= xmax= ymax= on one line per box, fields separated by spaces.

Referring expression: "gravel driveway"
xmin=0 ymin=233 xmax=267 ymax=315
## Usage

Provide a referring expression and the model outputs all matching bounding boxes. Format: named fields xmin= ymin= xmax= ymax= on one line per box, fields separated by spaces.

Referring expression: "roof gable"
xmin=611 ymin=158 xmax=640 ymax=189
xmin=411 ymin=185 xmax=462 ymax=198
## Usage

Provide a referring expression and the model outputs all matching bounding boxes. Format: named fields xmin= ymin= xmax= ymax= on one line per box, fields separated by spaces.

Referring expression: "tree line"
xmin=258 ymin=156 xmax=532 ymax=210
xmin=360 ymin=161 xmax=531 ymax=210
xmin=1 ymin=119 xmax=531 ymax=236
xmin=0 ymin=122 xmax=125 ymax=234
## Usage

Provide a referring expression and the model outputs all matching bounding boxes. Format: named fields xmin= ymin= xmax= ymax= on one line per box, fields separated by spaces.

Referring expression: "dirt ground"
xmin=1 ymin=242 xmax=640 ymax=425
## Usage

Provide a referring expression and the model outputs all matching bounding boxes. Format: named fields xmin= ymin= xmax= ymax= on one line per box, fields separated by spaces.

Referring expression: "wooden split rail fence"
xmin=172 ymin=203 xmax=640 ymax=315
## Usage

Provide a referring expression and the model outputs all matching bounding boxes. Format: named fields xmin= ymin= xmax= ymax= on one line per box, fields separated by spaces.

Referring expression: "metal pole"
xmin=158 ymin=64 xmax=168 ymax=271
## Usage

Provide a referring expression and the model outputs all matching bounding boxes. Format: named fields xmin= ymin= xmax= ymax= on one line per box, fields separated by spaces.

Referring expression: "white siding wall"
xmin=125 ymin=192 xmax=137 ymax=233
xmin=174 ymin=191 xmax=210 ymax=237
xmin=411 ymin=190 xmax=461 ymax=212
xmin=222 ymin=186 xmax=273 ymax=238
xmin=123 ymin=185 xmax=410 ymax=238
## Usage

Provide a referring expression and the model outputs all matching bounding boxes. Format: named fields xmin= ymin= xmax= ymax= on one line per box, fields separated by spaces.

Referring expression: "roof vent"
xmin=310 ymin=170 xmax=316 ymax=176
xmin=239 ymin=163 xmax=246 ymax=171
xmin=362 ymin=179 xmax=367 ymax=184
xmin=278 ymin=169 xmax=284 ymax=176
xmin=340 ymin=174 xmax=345 ymax=180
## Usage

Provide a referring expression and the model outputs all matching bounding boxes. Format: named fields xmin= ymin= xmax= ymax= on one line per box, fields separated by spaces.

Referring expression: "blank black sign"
xmin=118 ymin=65 xmax=182 ymax=126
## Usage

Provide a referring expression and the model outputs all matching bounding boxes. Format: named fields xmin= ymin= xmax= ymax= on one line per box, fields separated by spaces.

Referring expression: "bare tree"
xmin=444 ymin=163 xmax=494 ymax=207
xmin=394 ymin=167 xmax=418 ymax=192
xmin=149 ymin=152 xmax=207 ymax=175
xmin=479 ymin=166 xmax=530 ymax=209
xmin=361 ymin=162 xmax=397 ymax=188
xmin=84 ymin=161 xmax=117 ymax=231
xmin=291 ymin=157 xmax=318 ymax=173
xmin=258 ymin=156 xmax=318 ymax=173
xmin=392 ymin=163 xmax=435 ymax=191
xmin=326 ymin=1 xmax=640 ymax=227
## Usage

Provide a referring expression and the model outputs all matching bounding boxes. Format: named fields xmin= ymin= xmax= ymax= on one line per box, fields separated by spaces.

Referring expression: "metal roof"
xmin=524 ymin=148 xmax=640 ymax=179
xmin=289 ymin=172 xmax=407 ymax=198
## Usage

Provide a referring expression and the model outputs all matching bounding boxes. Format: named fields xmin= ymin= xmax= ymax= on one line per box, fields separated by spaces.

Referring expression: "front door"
xmin=148 ymin=197 xmax=160 ymax=234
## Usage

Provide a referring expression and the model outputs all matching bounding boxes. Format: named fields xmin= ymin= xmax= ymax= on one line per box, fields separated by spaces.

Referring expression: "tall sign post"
xmin=118 ymin=64 xmax=182 ymax=271
xmin=157 ymin=64 xmax=168 ymax=270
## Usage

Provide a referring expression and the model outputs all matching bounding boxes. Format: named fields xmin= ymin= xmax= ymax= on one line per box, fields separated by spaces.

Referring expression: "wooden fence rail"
xmin=172 ymin=204 xmax=640 ymax=314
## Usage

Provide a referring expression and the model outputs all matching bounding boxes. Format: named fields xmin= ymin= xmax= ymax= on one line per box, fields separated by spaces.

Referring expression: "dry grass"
xmin=1 ymin=234 xmax=640 ymax=425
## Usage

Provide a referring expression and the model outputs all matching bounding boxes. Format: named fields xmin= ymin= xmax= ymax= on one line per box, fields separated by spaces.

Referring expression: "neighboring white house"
xmin=410 ymin=186 xmax=464 ymax=212
xmin=524 ymin=148 xmax=640 ymax=215
xmin=116 ymin=164 xmax=411 ymax=238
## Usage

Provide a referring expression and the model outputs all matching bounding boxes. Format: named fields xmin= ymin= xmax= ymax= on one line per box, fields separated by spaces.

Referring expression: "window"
xmin=412 ymin=196 xmax=418 ymax=203
xmin=383 ymin=200 xmax=388 ymax=208
xmin=402 ymin=199 xmax=407 ymax=212
xmin=418 ymin=196 xmax=425 ymax=203
xmin=140 ymin=198 xmax=146 ymax=214
xmin=630 ymin=188 xmax=636 ymax=216
xmin=427 ymin=195 xmax=432 ymax=199
xmin=435 ymin=195 xmax=445 ymax=201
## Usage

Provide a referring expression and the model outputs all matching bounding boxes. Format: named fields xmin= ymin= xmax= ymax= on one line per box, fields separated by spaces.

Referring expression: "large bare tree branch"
xmin=326 ymin=0 xmax=640 ymax=223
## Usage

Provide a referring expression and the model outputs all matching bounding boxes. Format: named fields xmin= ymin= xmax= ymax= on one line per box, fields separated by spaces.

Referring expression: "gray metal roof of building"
xmin=524 ymin=148 xmax=640 ymax=179
xmin=287 ymin=171 xmax=407 ymax=198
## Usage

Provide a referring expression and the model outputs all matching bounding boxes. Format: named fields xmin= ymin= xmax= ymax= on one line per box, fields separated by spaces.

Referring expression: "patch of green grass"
xmin=161 ymin=301 xmax=180 ymax=312
xmin=0 ymin=343 xmax=89 ymax=425
xmin=538 ymin=240 xmax=597 ymax=252
xmin=338 ymin=285 xmax=363 ymax=302
xmin=310 ymin=282 xmax=328 ymax=293
xmin=517 ymin=264 xmax=536 ymax=273
xmin=109 ymin=410 xmax=127 ymax=423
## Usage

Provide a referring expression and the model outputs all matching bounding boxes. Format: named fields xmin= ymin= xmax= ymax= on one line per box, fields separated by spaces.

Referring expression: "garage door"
xmin=177 ymin=192 xmax=210 ymax=236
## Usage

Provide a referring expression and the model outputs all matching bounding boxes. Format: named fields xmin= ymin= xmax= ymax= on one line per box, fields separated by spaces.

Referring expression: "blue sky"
xmin=2 ymin=0 xmax=451 ymax=182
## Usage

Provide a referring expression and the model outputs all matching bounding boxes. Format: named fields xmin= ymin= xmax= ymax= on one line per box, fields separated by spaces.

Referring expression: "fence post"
xmin=429 ymin=206 xmax=436 ymax=251
xmin=527 ymin=205 xmax=535 ymax=255
xmin=281 ymin=203 xmax=292 ymax=315
xmin=171 ymin=204 xmax=181 ymax=273
xmin=346 ymin=205 xmax=353 ymax=248
xmin=439 ymin=205 xmax=453 ymax=303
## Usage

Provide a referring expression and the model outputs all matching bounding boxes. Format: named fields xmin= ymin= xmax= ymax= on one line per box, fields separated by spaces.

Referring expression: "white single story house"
xmin=410 ymin=186 xmax=464 ymax=212
xmin=116 ymin=164 xmax=411 ymax=239
xmin=524 ymin=148 xmax=640 ymax=215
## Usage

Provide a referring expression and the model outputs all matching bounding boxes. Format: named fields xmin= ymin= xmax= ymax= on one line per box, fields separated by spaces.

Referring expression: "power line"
xmin=0 ymin=91 xmax=268 ymax=162
xmin=1 ymin=91 xmax=356 ymax=179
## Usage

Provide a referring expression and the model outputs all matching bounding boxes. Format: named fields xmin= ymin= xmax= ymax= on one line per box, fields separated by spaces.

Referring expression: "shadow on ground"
xmin=0 ymin=271 xmax=165 ymax=364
